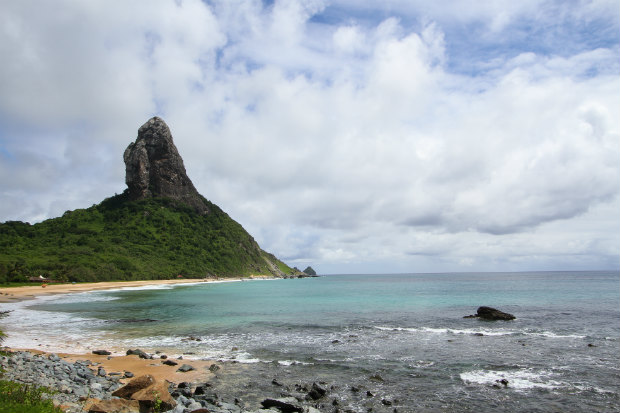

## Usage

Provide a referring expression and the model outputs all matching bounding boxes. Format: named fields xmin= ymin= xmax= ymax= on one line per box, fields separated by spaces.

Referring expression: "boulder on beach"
xmin=110 ymin=374 xmax=176 ymax=412
xmin=126 ymin=349 xmax=150 ymax=359
xmin=86 ymin=398 xmax=140 ymax=413
xmin=464 ymin=306 xmax=515 ymax=320
xmin=111 ymin=374 xmax=155 ymax=398
xmin=130 ymin=380 xmax=176 ymax=411
xmin=92 ymin=350 xmax=111 ymax=356
xmin=177 ymin=364 xmax=195 ymax=372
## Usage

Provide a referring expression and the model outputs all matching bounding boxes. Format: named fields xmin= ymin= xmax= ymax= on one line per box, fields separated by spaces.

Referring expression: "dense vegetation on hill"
xmin=0 ymin=191 xmax=294 ymax=283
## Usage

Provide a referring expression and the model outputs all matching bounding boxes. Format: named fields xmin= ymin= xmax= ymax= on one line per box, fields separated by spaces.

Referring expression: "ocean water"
xmin=2 ymin=271 xmax=619 ymax=412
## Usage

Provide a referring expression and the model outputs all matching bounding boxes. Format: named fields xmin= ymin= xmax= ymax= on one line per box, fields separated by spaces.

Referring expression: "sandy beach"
xmin=0 ymin=276 xmax=277 ymax=303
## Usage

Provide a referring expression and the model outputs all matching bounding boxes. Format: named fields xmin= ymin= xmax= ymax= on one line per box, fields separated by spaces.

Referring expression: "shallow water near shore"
xmin=2 ymin=271 xmax=619 ymax=412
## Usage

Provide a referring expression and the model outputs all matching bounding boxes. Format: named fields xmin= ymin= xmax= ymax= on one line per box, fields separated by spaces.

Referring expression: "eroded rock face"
xmin=124 ymin=117 xmax=208 ymax=214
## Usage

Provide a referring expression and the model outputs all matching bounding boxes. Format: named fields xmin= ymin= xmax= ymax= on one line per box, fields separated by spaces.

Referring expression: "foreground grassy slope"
xmin=0 ymin=191 xmax=294 ymax=283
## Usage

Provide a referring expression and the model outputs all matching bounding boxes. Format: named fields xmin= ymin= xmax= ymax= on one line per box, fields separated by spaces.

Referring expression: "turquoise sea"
xmin=2 ymin=271 xmax=619 ymax=412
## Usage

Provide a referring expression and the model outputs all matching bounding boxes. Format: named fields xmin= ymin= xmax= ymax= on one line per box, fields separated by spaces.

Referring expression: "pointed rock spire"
xmin=124 ymin=117 xmax=208 ymax=214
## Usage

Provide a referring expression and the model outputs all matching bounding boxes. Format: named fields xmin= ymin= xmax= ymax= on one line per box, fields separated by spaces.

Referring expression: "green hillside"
xmin=0 ymin=191 xmax=295 ymax=283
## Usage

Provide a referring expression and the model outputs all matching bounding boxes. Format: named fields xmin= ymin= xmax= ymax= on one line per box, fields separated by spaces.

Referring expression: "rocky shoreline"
xmin=0 ymin=350 xmax=352 ymax=413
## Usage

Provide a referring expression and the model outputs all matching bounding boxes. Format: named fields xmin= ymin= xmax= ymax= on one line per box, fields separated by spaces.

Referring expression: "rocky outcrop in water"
xmin=303 ymin=266 xmax=317 ymax=276
xmin=124 ymin=117 xmax=209 ymax=214
xmin=464 ymin=306 xmax=516 ymax=320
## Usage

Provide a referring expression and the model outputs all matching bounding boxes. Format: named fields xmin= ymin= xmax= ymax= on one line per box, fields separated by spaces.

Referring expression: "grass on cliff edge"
xmin=0 ymin=191 xmax=295 ymax=283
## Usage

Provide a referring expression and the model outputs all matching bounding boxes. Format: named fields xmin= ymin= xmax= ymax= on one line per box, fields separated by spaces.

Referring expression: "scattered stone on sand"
xmin=126 ymin=349 xmax=152 ymax=359
xmin=177 ymin=364 xmax=195 ymax=372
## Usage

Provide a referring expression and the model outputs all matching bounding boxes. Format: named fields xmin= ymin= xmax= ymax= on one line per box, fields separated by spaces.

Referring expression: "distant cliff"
xmin=0 ymin=118 xmax=295 ymax=283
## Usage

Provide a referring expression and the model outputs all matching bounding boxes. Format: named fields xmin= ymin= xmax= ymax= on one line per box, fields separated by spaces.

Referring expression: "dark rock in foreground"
xmin=464 ymin=306 xmax=515 ymax=320
xmin=306 ymin=382 xmax=327 ymax=400
xmin=261 ymin=397 xmax=304 ymax=413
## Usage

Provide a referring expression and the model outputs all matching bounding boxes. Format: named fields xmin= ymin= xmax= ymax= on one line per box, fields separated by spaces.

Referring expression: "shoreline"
xmin=0 ymin=275 xmax=324 ymax=412
xmin=0 ymin=275 xmax=278 ymax=303
xmin=0 ymin=274 xmax=282 ymax=360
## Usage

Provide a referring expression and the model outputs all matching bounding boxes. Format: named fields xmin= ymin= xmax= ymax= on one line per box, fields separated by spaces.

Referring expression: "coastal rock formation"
xmin=124 ymin=117 xmax=208 ymax=214
xmin=464 ymin=306 xmax=516 ymax=320
xmin=303 ymin=266 xmax=317 ymax=276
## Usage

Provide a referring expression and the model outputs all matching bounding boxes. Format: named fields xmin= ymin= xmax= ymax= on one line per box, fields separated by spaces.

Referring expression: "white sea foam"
xmin=408 ymin=360 xmax=435 ymax=368
xmin=460 ymin=369 xmax=564 ymax=390
xmin=106 ymin=281 xmax=210 ymax=292
xmin=374 ymin=325 xmax=515 ymax=336
xmin=277 ymin=360 xmax=313 ymax=366
xmin=374 ymin=325 xmax=589 ymax=340
xmin=524 ymin=331 xmax=586 ymax=339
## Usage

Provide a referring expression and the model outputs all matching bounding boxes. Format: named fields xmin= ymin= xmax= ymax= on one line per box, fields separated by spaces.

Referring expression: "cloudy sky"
xmin=1 ymin=0 xmax=618 ymax=274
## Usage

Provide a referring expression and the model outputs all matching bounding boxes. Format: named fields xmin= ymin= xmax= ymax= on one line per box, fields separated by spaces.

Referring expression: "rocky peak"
xmin=124 ymin=117 xmax=208 ymax=214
